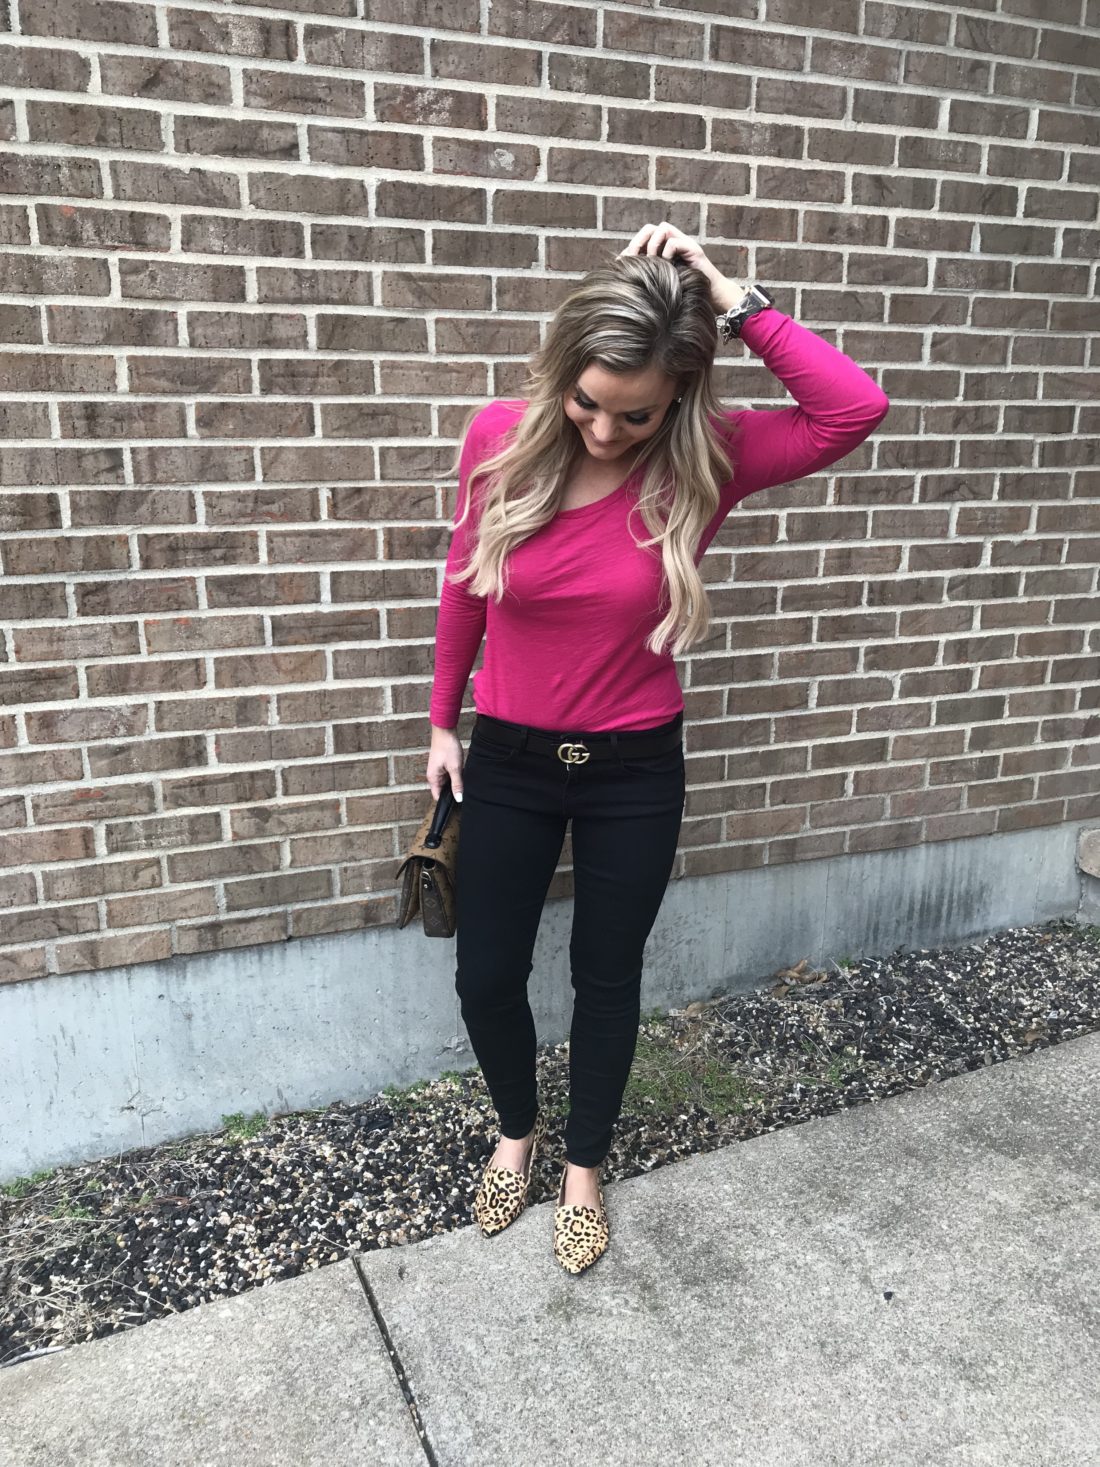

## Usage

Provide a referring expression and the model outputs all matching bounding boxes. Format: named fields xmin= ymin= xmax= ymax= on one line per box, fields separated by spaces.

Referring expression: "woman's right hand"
xmin=427 ymin=726 xmax=464 ymax=803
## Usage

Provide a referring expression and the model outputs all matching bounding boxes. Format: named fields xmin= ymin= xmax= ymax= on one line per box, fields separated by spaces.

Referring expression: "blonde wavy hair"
xmin=446 ymin=251 xmax=743 ymax=658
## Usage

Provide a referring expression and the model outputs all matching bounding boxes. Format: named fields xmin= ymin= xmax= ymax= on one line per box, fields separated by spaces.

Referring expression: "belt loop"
xmin=610 ymin=732 xmax=618 ymax=753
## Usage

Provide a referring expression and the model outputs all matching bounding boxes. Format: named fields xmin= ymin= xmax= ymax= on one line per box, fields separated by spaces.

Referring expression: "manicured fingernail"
xmin=455 ymin=792 xmax=463 ymax=802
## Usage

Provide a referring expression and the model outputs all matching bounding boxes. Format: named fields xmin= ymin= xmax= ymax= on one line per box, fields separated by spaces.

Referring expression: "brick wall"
xmin=1 ymin=0 xmax=1098 ymax=987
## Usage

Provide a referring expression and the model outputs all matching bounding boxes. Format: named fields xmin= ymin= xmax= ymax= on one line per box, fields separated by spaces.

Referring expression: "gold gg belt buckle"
xmin=556 ymin=740 xmax=590 ymax=765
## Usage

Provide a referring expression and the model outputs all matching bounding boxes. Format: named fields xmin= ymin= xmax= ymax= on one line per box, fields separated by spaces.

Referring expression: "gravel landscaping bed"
xmin=2 ymin=915 xmax=1098 ymax=1370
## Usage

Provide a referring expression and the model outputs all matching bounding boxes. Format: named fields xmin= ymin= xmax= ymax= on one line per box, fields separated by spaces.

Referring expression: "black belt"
xmin=472 ymin=710 xmax=683 ymax=765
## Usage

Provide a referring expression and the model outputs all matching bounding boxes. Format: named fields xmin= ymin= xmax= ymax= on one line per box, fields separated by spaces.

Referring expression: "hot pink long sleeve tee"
xmin=429 ymin=306 xmax=890 ymax=734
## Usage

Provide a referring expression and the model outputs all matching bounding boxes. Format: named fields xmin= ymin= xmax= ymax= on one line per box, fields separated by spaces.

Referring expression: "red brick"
xmin=46 ymin=305 xmax=177 ymax=347
xmin=194 ymin=400 xmax=313 ymax=437
xmin=180 ymin=214 xmax=305 ymax=259
xmin=127 ymin=444 xmax=256 ymax=484
xmin=55 ymin=926 xmax=173 ymax=973
xmin=0 ymin=305 xmax=40 ymax=344
xmin=311 ymin=221 xmax=425 ymax=263
xmin=0 ymin=401 xmax=50 ymax=434
xmin=189 ymin=308 xmax=306 ymax=349
xmin=87 ymin=653 xmax=203 ymax=700
xmin=58 ymin=401 xmax=187 ymax=439
xmin=137 ymin=529 xmax=260 ymax=569
xmin=242 ymin=68 xmax=365 ymax=117
xmin=548 ymin=52 xmax=648 ymax=99
xmin=487 ymin=0 xmax=594 ymax=45
xmin=22 ymin=0 xmax=157 ymax=45
xmin=373 ymin=82 xmax=486 ymax=130
xmin=302 ymin=24 xmax=422 ymax=74
xmin=175 ymin=913 xmax=288 ymax=955
xmin=167 ymin=9 xmax=297 ymax=59
xmin=430 ymin=37 xmax=540 ymax=87
xmin=36 ymin=204 xmax=171 ymax=251
xmin=608 ymin=9 xmax=704 ymax=57
xmin=246 ymin=172 xmax=370 ymax=216
xmin=0 ymin=447 xmax=135 ymax=490
xmin=175 ymin=114 xmax=300 ymax=161
xmin=32 ymin=780 xmax=155 ymax=827
xmin=0 ymin=351 xmax=115 ymax=393
xmin=0 ymin=43 xmax=91 ymax=90
xmin=255 ymin=267 xmax=374 ymax=305
xmin=111 ymin=162 xmax=242 ymax=210
xmin=308 ymin=125 xmax=424 ymax=170
xmin=127 ymin=356 xmax=252 ymax=395
xmin=0 ymin=946 xmax=51 ymax=985
xmin=76 ymin=575 xmax=197 ymax=618
xmin=0 ymin=902 xmax=100 ymax=946
xmin=0 ymin=205 xmax=32 ymax=247
xmin=144 ymin=614 xmax=263 ymax=653
xmin=27 ymin=100 xmax=164 ymax=151
xmin=4 ymin=156 xmax=96 ymax=202
xmin=119 ymin=258 xmax=246 ymax=302
xmin=99 ymin=54 xmax=233 ymax=105
xmin=2 ymin=533 xmax=130 ymax=576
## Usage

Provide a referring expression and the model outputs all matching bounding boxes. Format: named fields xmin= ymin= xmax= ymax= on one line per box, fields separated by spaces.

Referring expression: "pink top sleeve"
xmin=428 ymin=406 xmax=497 ymax=730
xmin=697 ymin=306 xmax=890 ymax=554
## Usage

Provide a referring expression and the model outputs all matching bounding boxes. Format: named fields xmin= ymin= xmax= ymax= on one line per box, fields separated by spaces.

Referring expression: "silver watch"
xmin=716 ymin=283 xmax=775 ymax=343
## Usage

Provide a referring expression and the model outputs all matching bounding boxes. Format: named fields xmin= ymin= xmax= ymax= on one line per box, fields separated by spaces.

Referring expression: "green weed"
xmin=623 ymin=1033 xmax=761 ymax=1118
xmin=220 ymin=1111 xmax=268 ymax=1142
xmin=381 ymin=1079 xmax=434 ymax=1111
xmin=1 ymin=1168 xmax=56 ymax=1199
xmin=49 ymin=1196 xmax=96 ymax=1220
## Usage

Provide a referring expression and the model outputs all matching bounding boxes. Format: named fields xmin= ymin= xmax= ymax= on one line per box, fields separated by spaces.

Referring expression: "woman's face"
xmin=562 ymin=362 xmax=681 ymax=465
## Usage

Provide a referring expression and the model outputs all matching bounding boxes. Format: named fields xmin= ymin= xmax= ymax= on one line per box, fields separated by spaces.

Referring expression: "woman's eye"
xmin=572 ymin=392 xmax=650 ymax=426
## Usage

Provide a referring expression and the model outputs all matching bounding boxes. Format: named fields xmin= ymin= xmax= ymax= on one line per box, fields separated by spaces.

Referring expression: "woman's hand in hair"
xmin=618 ymin=221 xmax=745 ymax=316
xmin=428 ymin=726 xmax=464 ymax=803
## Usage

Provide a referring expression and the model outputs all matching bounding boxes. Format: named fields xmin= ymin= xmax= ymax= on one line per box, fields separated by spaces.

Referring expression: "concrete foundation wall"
xmin=2 ymin=821 xmax=1095 ymax=1185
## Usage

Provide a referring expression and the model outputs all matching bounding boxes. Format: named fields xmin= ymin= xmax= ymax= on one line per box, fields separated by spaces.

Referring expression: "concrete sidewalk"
xmin=3 ymin=1033 xmax=1098 ymax=1467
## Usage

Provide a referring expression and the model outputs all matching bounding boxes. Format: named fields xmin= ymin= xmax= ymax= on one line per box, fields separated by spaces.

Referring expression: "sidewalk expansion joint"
xmin=351 ymin=1252 xmax=440 ymax=1467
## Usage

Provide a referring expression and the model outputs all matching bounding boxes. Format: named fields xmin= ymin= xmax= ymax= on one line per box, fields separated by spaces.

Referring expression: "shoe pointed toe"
xmin=473 ymin=1118 xmax=541 ymax=1237
xmin=552 ymin=1164 xmax=609 ymax=1274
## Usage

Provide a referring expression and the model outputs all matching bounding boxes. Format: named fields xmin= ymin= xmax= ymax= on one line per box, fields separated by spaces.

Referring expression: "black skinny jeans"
xmin=453 ymin=709 xmax=685 ymax=1167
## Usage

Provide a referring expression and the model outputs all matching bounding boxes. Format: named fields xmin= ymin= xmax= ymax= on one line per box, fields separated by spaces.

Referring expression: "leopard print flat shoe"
xmin=472 ymin=1113 xmax=544 ymax=1237
xmin=552 ymin=1161 xmax=609 ymax=1275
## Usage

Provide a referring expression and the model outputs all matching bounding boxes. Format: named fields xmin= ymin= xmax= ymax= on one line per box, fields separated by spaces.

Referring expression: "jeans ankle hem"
xmin=500 ymin=1113 xmax=538 ymax=1140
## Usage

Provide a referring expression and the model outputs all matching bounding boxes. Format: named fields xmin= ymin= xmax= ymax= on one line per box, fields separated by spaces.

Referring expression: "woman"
xmin=425 ymin=221 xmax=890 ymax=1275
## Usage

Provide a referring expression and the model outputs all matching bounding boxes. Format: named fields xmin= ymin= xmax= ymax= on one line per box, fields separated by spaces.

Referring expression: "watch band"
xmin=716 ymin=283 xmax=775 ymax=343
